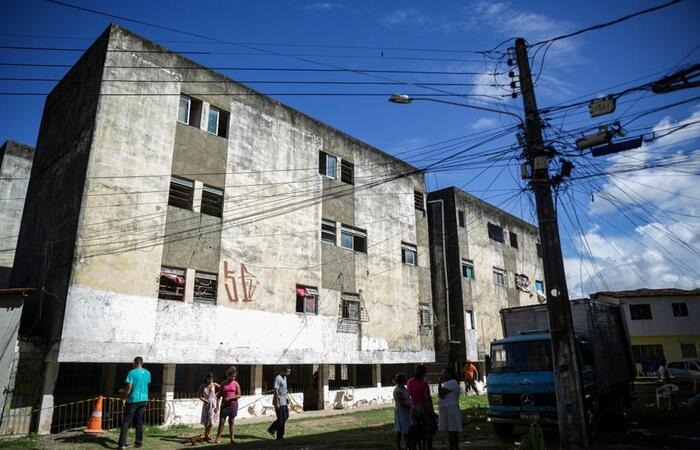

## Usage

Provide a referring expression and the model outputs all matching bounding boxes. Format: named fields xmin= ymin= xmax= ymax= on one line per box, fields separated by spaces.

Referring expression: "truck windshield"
xmin=491 ymin=340 xmax=553 ymax=373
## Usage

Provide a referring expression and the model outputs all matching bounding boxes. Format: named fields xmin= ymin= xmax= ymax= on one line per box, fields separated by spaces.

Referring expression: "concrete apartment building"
xmin=592 ymin=289 xmax=700 ymax=375
xmin=8 ymin=24 xmax=434 ymax=432
xmin=427 ymin=187 xmax=544 ymax=372
xmin=0 ymin=141 xmax=34 ymax=287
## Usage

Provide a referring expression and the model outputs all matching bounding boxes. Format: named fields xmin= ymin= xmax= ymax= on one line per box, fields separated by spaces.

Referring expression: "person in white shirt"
xmin=438 ymin=367 xmax=462 ymax=450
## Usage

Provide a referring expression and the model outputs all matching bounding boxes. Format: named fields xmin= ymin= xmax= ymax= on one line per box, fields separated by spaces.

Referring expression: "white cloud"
xmin=472 ymin=117 xmax=498 ymax=130
xmin=382 ymin=8 xmax=432 ymax=26
xmin=564 ymin=109 xmax=700 ymax=297
xmin=304 ymin=3 xmax=361 ymax=14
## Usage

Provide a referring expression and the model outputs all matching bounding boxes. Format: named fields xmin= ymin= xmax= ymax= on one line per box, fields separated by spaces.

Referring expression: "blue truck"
xmin=487 ymin=299 xmax=635 ymax=437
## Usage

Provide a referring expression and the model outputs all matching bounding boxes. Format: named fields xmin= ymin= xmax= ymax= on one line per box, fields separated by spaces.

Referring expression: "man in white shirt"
xmin=267 ymin=367 xmax=291 ymax=440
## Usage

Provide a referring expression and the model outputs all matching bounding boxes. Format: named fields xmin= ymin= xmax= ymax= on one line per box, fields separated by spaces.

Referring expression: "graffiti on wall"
xmin=224 ymin=261 xmax=259 ymax=302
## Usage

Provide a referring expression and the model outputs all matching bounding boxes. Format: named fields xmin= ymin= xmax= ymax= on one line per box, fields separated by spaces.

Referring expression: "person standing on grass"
xmin=214 ymin=366 xmax=241 ymax=444
xmin=438 ymin=367 xmax=462 ymax=450
xmin=267 ymin=367 xmax=291 ymax=440
xmin=463 ymin=360 xmax=480 ymax=395
xmin=393 ymin=372 xmax=411 ymax=450
xmin=406 ymin=364 xmax=435 ymax=450
xmin=198 ymin=372 xmax=220 ymax=442
xmin=118 ymin=356 xmax=151 ymax=450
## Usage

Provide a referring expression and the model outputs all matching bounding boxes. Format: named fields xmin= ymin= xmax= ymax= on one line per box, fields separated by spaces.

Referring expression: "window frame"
xmin=510 ymin=231 xmax=519 ymax=249
xmin=339 ymin=225 xmax=367 ymax=253
xmin=201 ymin=184 xmax=224 ymax=218
xmin=296 ymin=285 xmax=319 ymax=315
xmin=401 ymin=242 xmax=417 ymax=266
xmin=487 ymin=222 xmax=505 ymax=243
xmin=321 ymin=219 xmax=337 ymax=245
xmin=159 ymin=266 xmax=187 ymax=301
xmin=340 ymin=159 xmax=354 ymax=185
xmin=461 ymin=259 xmax=475 ymax=280
xmin=457 ymin=209 xmax=465 ymax=228
xmin=319 ymin=151 xmax=338 ymax=179
xmin=493 ymin=267 xmax=507 ymax=287
xmin=680 ymin=343 xmax=698 ymax=358
xmin=414 ymin=190 xmax=425 ymax=211
xmin=629 ymin=304 xmax=653 ymax=320
xmin=535 ymin=280 xmax=544 ymax=294
xmin=342 ymin=295 xmax=361 ymax=321
xmin=193 ymin=271 xmax=218 ymax=305
xmin=178 ymin=95 xmax=191 ymax=124
xmin=672 ymin=302 xmax=689 ymax=317
xmin=168 ymin=176 xmax=195 ymax=210
xmin=207 ymin=106 xmax=220 ymax=135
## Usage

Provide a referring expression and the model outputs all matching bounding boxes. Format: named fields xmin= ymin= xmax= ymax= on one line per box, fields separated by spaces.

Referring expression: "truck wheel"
xmin=493 ymin=422 xmax=515 ymax=437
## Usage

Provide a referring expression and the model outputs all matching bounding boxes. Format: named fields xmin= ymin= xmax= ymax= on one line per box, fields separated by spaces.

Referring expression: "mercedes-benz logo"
xmin=521 ymin=393 xmax=535 ymax=407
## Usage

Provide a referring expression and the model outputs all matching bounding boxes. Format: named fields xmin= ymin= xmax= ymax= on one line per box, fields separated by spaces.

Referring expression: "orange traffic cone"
xmin=666 ymin=392 xmax=675 ymax=411
xmin=83 ymin=396 xmax=104 ymax=433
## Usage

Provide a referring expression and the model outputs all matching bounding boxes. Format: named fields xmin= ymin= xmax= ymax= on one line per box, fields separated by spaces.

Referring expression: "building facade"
xmin=592 ymin=289 xmax=700 ymax=374
xmin=10 ymin=25 xmax=433 ymax=431
xmin=427 ymin=187 xmax=544 ymax=371
xmin=0 ymin=141 xmax=34 ymax=288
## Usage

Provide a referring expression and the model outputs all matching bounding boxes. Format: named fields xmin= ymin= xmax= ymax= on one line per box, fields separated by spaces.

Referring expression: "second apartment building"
xmin=428 ymin=187 xmax=544 ymax=372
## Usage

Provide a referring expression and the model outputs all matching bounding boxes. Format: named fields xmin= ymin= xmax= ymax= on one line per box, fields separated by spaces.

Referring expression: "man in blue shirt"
xmin=118 ymin=356 xmax=151 ymax=450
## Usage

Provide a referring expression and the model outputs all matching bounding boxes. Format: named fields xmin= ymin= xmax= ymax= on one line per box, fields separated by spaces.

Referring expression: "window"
xmin=177 ymin=94 xmax=202 ymax=127
xmin=342 ymin=295 xmax=361 ymax=321
xmin=493 ymin=268 xmax=507 ymax=287
xmin=672 ymin=302 xmax=689 ymax=317
xmin=159 ymin=267 xmax=186 ymax=301
xmin=201 ymin=185 xmax=224 ymax=218
xmin=207 ymin=106 xmax=219 ymax=134
xmin=401 ymin=242 xmax=417 ymax=266
xmin=535 ymin=280 xmax=544 ymax=294
xmin=458 ymin=210 xmax=465 ymax=227
xmin=194 ymin=271 xmax=217 ymax=305
xmin=414 ymin=190 xmax=425 ymax=211
xmin=169 ymin=176 xmax=194 ymax=210
xmin=537 ymin=243 xmax=542 ymax=258
xmin=630 ymin=344 xmax=665 ymax=364
xmin=462 ymin=259 xmax=474 ymax=279
xmin=629 ymin=304 xmax=652 ymax=320
xmin=488 ymin=222 xmax=505 ymax=243
xmin=514 ymin=273 xmax=531 ymax=292
xmin=205 ymin=106 xmax=229 ymax=138
xmin=340 ymin=225 xmax=367 ymax=253
xmin=340 ymin=160 xmax=354 ymax=185
xmin=681 ymin=343 xmax=698 ymax=358
xmin=321 ymin=219 xmax=336 ymax=244
xmin=295 ymin=285 xmax=318 ymax=314
xmin=319 ymin=151 xmax=337 ymax=179
xmin=178 ymin=95 xmax=190 ymax=124
xmin=465 ymin=310 xmax=475 ymax=330
xmin=510 ymin=231 xmax=519 ymax=249
xmin=420 ymin=309 xmax=432 ymax=326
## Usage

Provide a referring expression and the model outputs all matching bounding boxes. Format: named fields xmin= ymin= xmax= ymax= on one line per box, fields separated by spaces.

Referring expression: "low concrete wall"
xmin=164 ymin=387 xmax=395 ymax=427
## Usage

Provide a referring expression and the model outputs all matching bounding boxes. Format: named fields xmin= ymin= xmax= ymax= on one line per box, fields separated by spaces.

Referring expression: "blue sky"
xmin=1 ymin=0 xmax=699 ymax=295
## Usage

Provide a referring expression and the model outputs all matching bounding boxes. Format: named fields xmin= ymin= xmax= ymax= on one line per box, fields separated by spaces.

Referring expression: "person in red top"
xmin=406 ymin=364 xmax=435 ymax=450
xmin=214 ymin=366 xmax=241 ymax=444
xmin=463 ymin=360 xmax=480 ymax=395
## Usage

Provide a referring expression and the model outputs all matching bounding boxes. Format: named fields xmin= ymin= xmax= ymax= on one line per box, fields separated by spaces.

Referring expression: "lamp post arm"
xmin=410 ymin=97 xmax=523 ymax=124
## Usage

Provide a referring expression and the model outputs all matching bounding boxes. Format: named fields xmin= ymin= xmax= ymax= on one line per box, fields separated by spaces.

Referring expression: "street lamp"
xmin=388 ymin=93 xmax=523 ymax=123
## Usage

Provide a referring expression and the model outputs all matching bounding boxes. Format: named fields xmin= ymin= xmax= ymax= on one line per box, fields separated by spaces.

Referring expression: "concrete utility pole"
xmin=514 ymin=38 xmax=590 ymax=449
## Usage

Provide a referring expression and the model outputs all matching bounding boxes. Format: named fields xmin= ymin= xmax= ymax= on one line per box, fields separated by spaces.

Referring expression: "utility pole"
xmin=514 ymin=38 xmax=590 ymax=449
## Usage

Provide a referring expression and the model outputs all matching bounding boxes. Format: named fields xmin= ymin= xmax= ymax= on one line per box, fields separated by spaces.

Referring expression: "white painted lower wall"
xmin=163 ymin=387 xmax=395 ymax=427
xmin=58 ymin=284 xmax=435 ymax=364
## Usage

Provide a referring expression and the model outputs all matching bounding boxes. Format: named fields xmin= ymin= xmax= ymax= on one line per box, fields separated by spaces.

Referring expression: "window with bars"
xmin=401 ymin=242 xmax=417 ymax=266
xmin=629 ymin=304 xmax=652 ymax=320
xmin=414 ymin=190 xmax=425 ymax=211
xmin=462 ymin=259 xmax=474 ymax=279
xmin=487 ymin=222 xmax=505 ymax=243
xmin=340 ymin=159 xmax=354 ymax=185
xmin=194 ymin=271 xmax=217 ymax=304
xmin=319 ymin=151 xmax=337 ymax=179
xmin=169 ymin=176 xmax=194 ymax=210
xmin=681 ymin=343 xmax=698 ymax=358
xmin=296 ymin=285 xmax=319 ymax=314
xmin=342 ymin=296 xmax=361 ymax=321
xmin=458 ymin=209 xmax=465 ymax=227
xmin=321 ymin=219 xmax=336 ymax=244
xmin=510 ymin=231 xmax=519 ymax=249
xmin=340 ymin=225 xmax=367 ymax=253
xmin=672 ymin=302 xmax=689 ymax=317
xmin=201 ymin=185 xmax=224 ymax=218
xmin=493 ymin=267 xmax=507 ymax=287
xmin=159 ymin=267 xmax=186 ymax=301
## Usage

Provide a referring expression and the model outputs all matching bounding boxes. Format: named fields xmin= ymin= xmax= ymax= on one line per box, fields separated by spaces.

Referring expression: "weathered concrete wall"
xmin=0 ymin=142 xmax=33 ymax=288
